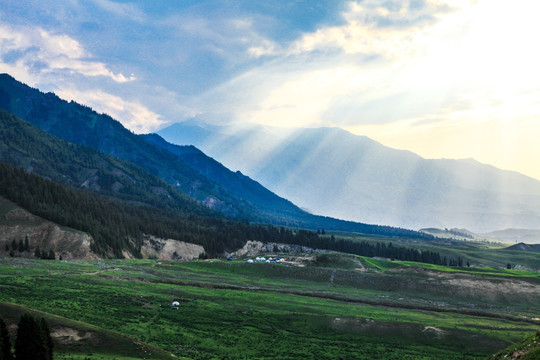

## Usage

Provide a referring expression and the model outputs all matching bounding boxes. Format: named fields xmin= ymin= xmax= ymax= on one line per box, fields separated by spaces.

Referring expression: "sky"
xmin=1 ymin=0 xmax=539 ymax=180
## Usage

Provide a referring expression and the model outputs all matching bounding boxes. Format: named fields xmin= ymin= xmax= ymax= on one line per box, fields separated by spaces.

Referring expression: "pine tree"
xmin=14 ymin=314 xmax=47 ymax=360
xmin=0 ymin=316 xmax=14 ymax=360
xmin=24 ymin=236 xmax=29 ymax=251
xmin=18 ymin=240 xmax=24 ymax=253
xmin=34 ymin=246 xmax=41 ymax=258
xmin=38 ymin=318 xmax=53 ymax=360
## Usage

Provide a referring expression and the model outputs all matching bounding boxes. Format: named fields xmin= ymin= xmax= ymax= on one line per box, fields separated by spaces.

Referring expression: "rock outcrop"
xmin=140 ymin=235 xmax=204 ymax=261
xmin=0 ymin=206 xmax=96 ymax=260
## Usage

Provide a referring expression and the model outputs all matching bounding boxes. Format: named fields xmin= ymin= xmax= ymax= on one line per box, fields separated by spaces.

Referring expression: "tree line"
xmin=0 ymin=162 xmax=458 ymax=265
xmin=257 ymin=226 xmax=461 ymax=266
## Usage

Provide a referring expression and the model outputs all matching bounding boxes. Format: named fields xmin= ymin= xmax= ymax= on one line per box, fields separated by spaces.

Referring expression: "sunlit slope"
xmin=160 ymin=119 xmax=540 ymax=232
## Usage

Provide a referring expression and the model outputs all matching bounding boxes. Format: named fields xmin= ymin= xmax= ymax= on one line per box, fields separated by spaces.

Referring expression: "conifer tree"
xmin=34 ymin=246 xmax=41 ymax=258
xmin=0 ymin=316 xmax=13 ymax=360
xmin=14 ymin=314 xmax=47 ymax=360
xmin=38 ymin=318 xmax=53 ymax=360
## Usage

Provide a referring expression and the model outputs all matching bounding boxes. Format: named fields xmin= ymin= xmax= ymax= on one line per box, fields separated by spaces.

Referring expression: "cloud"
xmin=197 ymin=0 xmax=465 ymax=125
xmin=90 ymin=0 xmax=146 ymax=22
xmin=161 ymin=11 xmax=284 ymax=65
xmin=0 ymin=22 xmax=136 ymax=84
xmin=245 ymin=0 xmax=455 ymax=60
xmin=198 ymin=0 xmax=540 ymax=129
xmin=55 ymin=88 xmax=166 ymax=134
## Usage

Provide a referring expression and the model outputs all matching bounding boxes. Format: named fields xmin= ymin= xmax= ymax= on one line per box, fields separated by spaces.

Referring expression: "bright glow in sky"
xmin=1 ymin=0 xmax=539 ymax=180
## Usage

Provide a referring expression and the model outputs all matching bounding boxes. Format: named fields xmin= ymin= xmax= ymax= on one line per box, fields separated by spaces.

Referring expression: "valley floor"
xmin=0 ymin=256 xmax=538 ymax=359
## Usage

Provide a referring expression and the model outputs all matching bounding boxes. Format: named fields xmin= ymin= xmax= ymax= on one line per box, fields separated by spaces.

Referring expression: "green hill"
xmin=0 ymin=302 xmax=175 ymax=360
xmin=505 ymin=243 xmax=540 ymax=253
xmin=487 ymin=331 xmax=540 ymax=360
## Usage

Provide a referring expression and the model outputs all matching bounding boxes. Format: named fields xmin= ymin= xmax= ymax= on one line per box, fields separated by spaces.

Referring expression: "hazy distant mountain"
xmin=159 ymin=119 xmax=540 ymax=232
xmin=504 ymin=242 xmax=540 ymax=252
xmin=483 ymin=229 xmax=540 ymax=245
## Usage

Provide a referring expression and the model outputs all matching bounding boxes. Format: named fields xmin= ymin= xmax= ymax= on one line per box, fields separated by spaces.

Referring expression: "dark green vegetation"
xmin=0 ymin=313 xmax=53 ymax=360
xmin=0 ymin=161 xmax=238 ymax=256
xmin=0 ymin=160 xmax=451 ymax=264
xmin=0 ymin=109 xmax=213 ymax=217
xmin=505 ymin=243 xmax=540 ymax=253
xmin=487 ymin=331 xmax=540 ymax=360
xmin=0 ymin=73 xmax=432 ymax=239
xmin=0 ymin=257 xmax=538 ymax=359
xmin=14 ymin=314 xmax=53 ymax=360
xmin=0 ymin=303 xmax=172 ymax=360
xmin=0 ymin=316 xmax=13 ymax=360
xmin=1 ymin=157 xmax=463 ymax=268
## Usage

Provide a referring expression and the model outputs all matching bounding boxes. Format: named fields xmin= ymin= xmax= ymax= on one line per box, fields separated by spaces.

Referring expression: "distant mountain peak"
xmin=159 ymin=119 xmax=540 ymax=232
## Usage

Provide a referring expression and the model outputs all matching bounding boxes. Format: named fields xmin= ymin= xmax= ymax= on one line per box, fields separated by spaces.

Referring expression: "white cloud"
xmin=90 ymin=0 xmax=146 ymax=22
xmin=246 ymin=0 xmax=456 ymax=60
xmin=0 ymin=22 xmax=135 ymax=84
xmin=56 ymin=88 xmax=166 ymax=134
xmin=202 ymin=0 xmax=540 ymax=128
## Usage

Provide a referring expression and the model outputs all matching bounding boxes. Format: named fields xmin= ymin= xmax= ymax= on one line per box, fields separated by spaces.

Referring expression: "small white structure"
xmin=246 ymin=259 xmax=254 ymax=263
xmin=171 ymin=301 xmax=180 ymax=309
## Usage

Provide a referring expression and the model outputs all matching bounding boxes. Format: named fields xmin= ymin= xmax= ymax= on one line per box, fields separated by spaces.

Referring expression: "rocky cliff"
xmin=0 ymin=199 xmax=96 ymax=260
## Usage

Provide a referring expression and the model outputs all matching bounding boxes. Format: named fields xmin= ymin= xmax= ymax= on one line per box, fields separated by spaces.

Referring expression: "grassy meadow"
xmin=0 ymin=255 xmax=538 ymax=359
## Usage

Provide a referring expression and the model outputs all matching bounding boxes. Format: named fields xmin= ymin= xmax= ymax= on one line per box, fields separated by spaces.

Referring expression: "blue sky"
xmin=1 ymin=0 xmax=540 ymax=180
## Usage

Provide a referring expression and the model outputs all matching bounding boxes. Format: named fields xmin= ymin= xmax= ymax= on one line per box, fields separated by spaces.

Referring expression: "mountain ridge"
xmin=159 ymin=118 xmax=540 ymax=232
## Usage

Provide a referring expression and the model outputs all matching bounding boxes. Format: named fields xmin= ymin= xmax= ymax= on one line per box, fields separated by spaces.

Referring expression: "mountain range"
xmin=158 ymin=119 xmax=540 ymax=232
xmin=0 ymin=73 xmax=427 ymax=239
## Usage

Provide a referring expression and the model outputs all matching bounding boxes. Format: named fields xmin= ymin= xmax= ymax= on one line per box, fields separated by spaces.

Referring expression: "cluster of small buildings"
xmin=246 ymin=256 xmax=284 ymax=264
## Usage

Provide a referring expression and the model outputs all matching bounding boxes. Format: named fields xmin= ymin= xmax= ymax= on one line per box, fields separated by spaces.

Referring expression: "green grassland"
xmin=0 ymin=257 xmax=538 ymax=359
xmin=322 ymin=231 xmax=540 ymax=270
xmin=487 ymin=331 xmax=540 ymax=360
